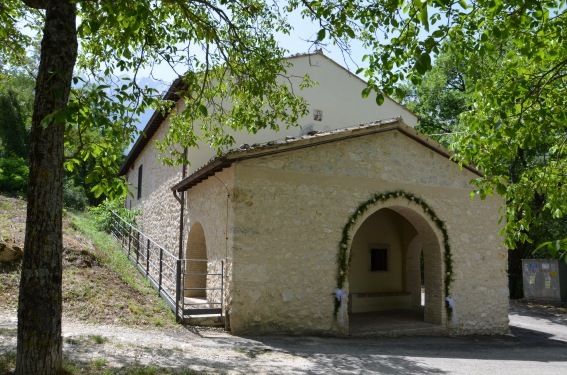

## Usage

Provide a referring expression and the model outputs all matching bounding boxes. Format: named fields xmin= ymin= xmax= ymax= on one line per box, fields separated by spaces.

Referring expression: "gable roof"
xmin=171 ymin=118 xmax=481 ymax=193
xmin=118 ymin=51 xmax=417 ymax=176
xmin=287 ymin=51 xmax=416 ymax=118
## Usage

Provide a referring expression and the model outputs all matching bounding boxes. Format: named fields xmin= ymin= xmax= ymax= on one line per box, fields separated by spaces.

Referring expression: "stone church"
xmin=119 ymin=51 xmax=508 ymax=335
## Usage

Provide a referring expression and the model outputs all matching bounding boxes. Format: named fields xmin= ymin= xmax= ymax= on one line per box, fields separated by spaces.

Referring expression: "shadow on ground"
xmin=1 ymin=303 xmax=567 ymax=374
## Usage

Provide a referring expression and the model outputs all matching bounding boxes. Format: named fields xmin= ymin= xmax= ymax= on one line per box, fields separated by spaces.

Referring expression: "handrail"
xmin=108 ymin=210 xmax=225 ymax=322
xmin=110 ymin=211 xmax=178 ymax=259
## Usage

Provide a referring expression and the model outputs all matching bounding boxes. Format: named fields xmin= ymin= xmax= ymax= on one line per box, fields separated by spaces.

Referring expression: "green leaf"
xmin=345 ymin=27 xmax=355 ymax=39
xmin=198 ymin=104 xmax=208 ymax=116
xmin=432 ymin=29 xmax=444 ymax=38
xmin=415 ymin=53 xmax=431 ymax=74
xmin=375 ymin=93 xmax=384 ymax=105
xmin=420 ymin=6 xmax=429 ymax=31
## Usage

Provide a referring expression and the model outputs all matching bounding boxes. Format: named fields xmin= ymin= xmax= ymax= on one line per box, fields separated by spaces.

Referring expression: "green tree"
xmin=0 ymin=66 xmax=35 ymax=159
xmin=0 ymin=90 xmax=28 ymax=157
xmin=1 ymin=68 xmax=126 ymax=205
xmin=0 ymin=89 xmax=30 ymax=197
xmin=63 ymin=85 xmax=134 ymax=203
xmin=395 ymin=50 xmax=468 ymax=145
xmin=2 ymin=1 xmax=308 ymax=373
xmin=398 ymin=45 xmax=567 ymax=297
xmin=295 ymin=0 xmax=566 ymax=251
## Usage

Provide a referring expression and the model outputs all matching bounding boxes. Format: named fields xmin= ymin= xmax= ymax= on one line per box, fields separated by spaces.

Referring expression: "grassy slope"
xmin=0 ymin=194 xmax=176 ymax=328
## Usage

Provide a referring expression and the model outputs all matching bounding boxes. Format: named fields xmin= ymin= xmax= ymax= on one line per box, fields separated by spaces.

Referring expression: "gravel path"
xmin=1 ymin=303 xmax=567 ymax=374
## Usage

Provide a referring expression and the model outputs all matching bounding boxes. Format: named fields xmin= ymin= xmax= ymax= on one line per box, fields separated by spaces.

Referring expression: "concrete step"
xmin=183 ymin=313 xmax=224 ymax=327
xmin=350 ymin=324 xmax=446 ymax=337
xmin=183 ymin=307 xmax=222 ymax=315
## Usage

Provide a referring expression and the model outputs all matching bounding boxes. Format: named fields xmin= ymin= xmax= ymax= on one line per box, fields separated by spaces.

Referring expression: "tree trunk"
xmin=509 ymin=244 xmax=531 ymax=299
xmin=16 ymin=1 xmax=77 ymax=374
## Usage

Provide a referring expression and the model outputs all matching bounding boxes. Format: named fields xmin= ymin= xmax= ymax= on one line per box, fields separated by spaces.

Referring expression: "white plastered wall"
xmin=178 ymin=53 xmax=418 ymax=176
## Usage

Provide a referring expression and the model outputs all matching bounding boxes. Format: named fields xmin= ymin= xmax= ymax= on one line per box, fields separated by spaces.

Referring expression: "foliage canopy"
xmin=2 ymin=0 xmax=311 ymax=201
xmin=294 ymin=0 xmax=567 ymax=247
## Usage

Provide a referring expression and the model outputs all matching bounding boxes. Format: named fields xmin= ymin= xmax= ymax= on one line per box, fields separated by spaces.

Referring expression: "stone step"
xmin=183 ymin=307 xmax=222 ymax=315
xmin=183 ymin=314 xmax=224 ymax=327
xmin=351 ymin=324 xmax=446 ymax=337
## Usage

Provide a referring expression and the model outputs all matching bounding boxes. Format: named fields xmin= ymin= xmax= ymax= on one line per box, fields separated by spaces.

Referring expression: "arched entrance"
xmin=346 ymin=201 xmax=445 ymax=335
xmin=185 ymin=222 xmax=208 ymax=298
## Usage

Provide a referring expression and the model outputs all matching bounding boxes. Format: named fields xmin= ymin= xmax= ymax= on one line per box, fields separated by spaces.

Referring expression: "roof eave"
xmin=118 ymin=78 xmax=187 ymax=176
xmin=171 ymin=119 xmax=482 ymax=193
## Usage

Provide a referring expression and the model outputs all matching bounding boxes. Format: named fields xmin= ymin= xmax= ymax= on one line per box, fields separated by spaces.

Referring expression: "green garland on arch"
xmin=334 ymin=190 xmax=453 ymax=316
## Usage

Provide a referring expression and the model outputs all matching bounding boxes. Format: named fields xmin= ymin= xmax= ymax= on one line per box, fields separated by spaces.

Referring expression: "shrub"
xmin=63 ymin=178 xmax=89 ymax=211
xmin=533 ymin=239 xmax=567 ymax=264
xmin=89 ymin=198 xmax=138 ymax=232
xmin=0 ymin=156 xmax=28 ymax=196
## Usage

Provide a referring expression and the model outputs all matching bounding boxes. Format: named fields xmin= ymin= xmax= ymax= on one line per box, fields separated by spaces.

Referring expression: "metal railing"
xmin=108 ymin=211 xmax=225 ymax=321
xmin=180 ymin=258 xmax=224 ymax=316
xmin=109 ymin=211 xmax=179 ymax=311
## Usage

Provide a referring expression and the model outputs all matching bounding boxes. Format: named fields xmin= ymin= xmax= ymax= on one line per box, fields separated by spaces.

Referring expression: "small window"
xmin=370 ymin=248 xmax=388 ymax=271
xmin=137 ymin=164 xmax=143 ymax=200
xmin=313 ymin=109 xmax=323 ymax=121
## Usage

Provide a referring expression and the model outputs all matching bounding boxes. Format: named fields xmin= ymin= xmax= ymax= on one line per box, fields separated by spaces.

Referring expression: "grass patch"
xmin=0 ymin=352 xmax=16 ymax=374
xmin=65 ymin=337 xmax=81 ymax=345
xmin=127 ymin=301 xmax=144 ymax=316
xmin=68 ymin=212 xmax=176 ymax=328
xmin=0 ymin=327 xmax=17 ymax=336
xmin=69 ymin=213 xmax=146 ymax=294
xmin=112 ymin=367 xmax=201 ymax=375
xmin=91 ymin=335 xmax=108 ymax=345
xmin=91 ymin=358 xmax=108 ymax=369
xmin=1 ymin=195 xmax=176 ymax=329
xmin=0 ymin=263 xmax=20 ymax=310
xmin=63 ymin=361 xmax=202 ymax=375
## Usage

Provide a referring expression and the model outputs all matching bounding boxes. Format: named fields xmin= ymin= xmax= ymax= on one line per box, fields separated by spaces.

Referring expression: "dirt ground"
xmin=1 ymin=301 xmax=566 ymax=374
xmin=0 ymin=194 xmax=177 ymax=328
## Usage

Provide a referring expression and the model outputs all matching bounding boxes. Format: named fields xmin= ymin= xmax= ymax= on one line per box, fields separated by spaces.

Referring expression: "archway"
xmin=184 ymin=222 xmax=208 ymax=298
xmin=344 ymin=199 xmax=446 ymax=335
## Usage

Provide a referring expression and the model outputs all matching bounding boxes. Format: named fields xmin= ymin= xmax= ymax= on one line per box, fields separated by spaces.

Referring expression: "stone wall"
xmin=124 ymin=114 xmax=183 ymax=299
xmin=185 ymin=168 xmax=235 ymax=313
xmin=229 ymin=129 xmax=508 ymax=335
xmin=122 ymin=53 xmax=421 ymax=313
xmin=125 ymin=113 xmax=182 ymax=255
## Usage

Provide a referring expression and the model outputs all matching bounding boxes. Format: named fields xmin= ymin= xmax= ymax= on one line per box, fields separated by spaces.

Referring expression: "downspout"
xmin=173 ymin=147 xmax=188 ymax=322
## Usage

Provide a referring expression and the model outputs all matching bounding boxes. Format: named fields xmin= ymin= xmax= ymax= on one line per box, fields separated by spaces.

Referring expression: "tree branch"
xmin=21 ymin=0 xmax=47 ymax=10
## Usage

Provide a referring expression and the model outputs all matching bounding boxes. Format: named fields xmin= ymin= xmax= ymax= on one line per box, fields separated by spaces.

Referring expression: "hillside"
xmin=0 ymin=194 xmax=177 ymax=328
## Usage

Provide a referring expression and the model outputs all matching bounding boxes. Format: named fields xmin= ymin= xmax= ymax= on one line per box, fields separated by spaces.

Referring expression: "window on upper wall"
xmin=313 ymin=109 xmax=323 ymax=121
xmin=137 ymin=164 xmax=143 ymax=200
xmin=370 ymin=248 xmax=388 ymax=271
